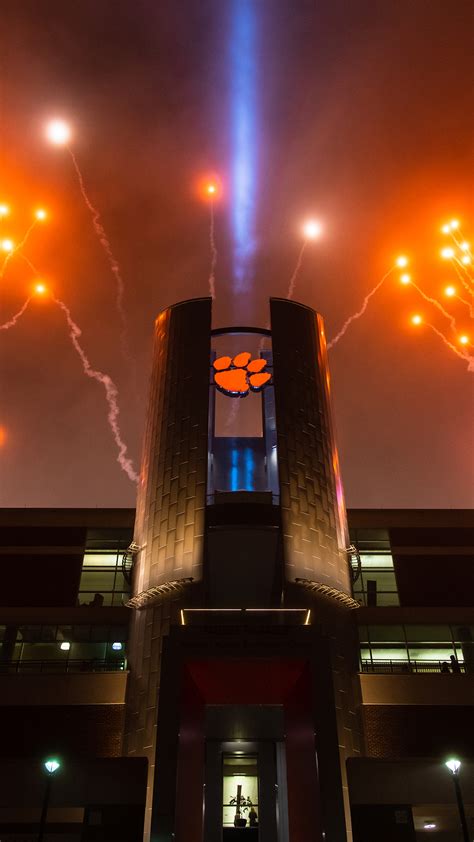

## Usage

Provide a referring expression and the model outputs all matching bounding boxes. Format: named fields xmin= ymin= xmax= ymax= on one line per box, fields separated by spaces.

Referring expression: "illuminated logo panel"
xmin=213 ymin=352 xmax=271 ymax=397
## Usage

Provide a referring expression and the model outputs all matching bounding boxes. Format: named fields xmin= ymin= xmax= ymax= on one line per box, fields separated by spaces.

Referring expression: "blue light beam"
xmin=231 ymin=0 xmax=258 ymax=293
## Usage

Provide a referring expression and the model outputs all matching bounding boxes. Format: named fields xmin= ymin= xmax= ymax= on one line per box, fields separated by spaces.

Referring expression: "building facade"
xmin=0 ymin=297 xmax=472 ymax=841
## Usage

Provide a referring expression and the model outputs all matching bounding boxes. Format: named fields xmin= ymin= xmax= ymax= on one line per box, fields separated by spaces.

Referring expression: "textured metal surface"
xmin=296 ymin=577 xmax=360 ymax=609
xmin=133 ymin=298 xmax=211 ymax=594
xmin=270 ymin=297 xmax=350 ymax=595
xmin=125 ymin=298 xmax=211 ymax=839
xmin=126 ymin=577 xmax=193 ymax=609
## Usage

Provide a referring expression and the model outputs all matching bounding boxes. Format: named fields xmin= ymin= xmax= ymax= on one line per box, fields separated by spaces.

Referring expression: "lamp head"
xmin=445 ymin=758 xmax=461 ymax=775
xmin=44 ymin=758 xmax=61 ymax=775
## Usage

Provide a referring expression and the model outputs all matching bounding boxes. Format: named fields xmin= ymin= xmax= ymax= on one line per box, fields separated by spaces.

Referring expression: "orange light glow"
xmin=34 ymin=282 xmax=47 ymax=295
xmin=411 ymin=314 xmax=422 ymax=325
xmin=444 ymin=286 xmax=456 ymax=297
xmin=396 ymin=255 xmax=409 ymax=268
xmin=0 ymin=426 xmax=6 ymax=447
xmin=441 ymin=247 xmax=455 ymax=259
xmin=45 ymin=119 xmax=71 ymax=146
xmin=196 ymin=175 xmax=222 ymax=202
xmin=459 ymin=335 xmax=469 ymax=345
xmin=461 ymin=255 xmax=471 ymax=265
xmin=460 ymin=241 xmax=470 ymax=252
xmin=303 ymin=219 xmax=323 ymax=240
xmin=0 ymin=204 xmax=9 ymax=218
xmin=450 ymin=219 xmax=460 ymax=230
xmin=35 ymin=208 xmax=47 ymax=221
xmin=441 ymin=223 xmax=451 ymax=234
xmin=400 ymin=273 xmax=411 ymax=285
xmin=1 ymin=239 xmax=14 ymax=252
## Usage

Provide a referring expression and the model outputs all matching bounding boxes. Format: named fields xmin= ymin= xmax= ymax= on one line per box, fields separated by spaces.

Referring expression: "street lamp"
xmin=445 ymin=758 xmax=470 ymax=842
xmin=38 ymin=757 xmax=61 ymax=842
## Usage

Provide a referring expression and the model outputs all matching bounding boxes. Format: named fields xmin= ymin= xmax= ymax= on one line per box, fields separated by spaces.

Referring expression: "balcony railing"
xmin=360 ymin=659 xmax=466 ymax=675
xmin=0 ymin=658 xmax=127 ymax=675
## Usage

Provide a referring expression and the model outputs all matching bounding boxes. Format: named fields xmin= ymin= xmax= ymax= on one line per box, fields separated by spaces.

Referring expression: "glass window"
xmin=78 ymin=549 xmax=130 ymax=605
xmin=72 ymin=625 xmax=92 ymax=642
xmin=40 ymin=626 xmax=57 ymax=642
xmin=80 ymin=570 xmax=116 ymax=592
xmin=368 ymin=625 xmax=404 ymax=643
xmin=90 ymin=626 xmax=110 ymax=642
xmin=353 ymin=552 xmax=399 ymax=606
xmin=359 ymin=554 xmax=395 ymax=569
xmin=111 ymin=591 xmax=128 ymax=606
xmin=222 ymin=754 xmax=259 ymax=830
xmin=405 ymin=625 xmax=451 ymax=643
xmin=82 ymin=552 xmax=119 ymax=567
xmin=20 ymin=643 xmax=66 ymax=661
xmin=358 ymin=625 xmax=369 ymax=644
xmin=108 ymin=626 xmax=127 ymax=642
xmin=70 ymin=642 xmax=107 ymax=661
xmin=407 ymin=644 xmax=455 ymax=663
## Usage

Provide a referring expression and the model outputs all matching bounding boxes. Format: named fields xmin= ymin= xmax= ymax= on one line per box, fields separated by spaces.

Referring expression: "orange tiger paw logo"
xmin=213 ymin=352 xmax=271 ymax=396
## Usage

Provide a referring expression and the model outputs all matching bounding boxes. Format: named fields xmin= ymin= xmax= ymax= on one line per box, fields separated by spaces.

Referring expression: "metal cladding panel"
xmin=133 ymin=298 xmax=212 ymax=593
xmin=270 ymin=297 xmax=350 ymax=594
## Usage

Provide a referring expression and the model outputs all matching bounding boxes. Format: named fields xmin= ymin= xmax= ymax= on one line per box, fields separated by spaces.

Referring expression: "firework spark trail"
xmin=53 ymin=295 xmax=139 ymax=483
xmin=0 ymin=221 xmax=37 ymax=279
xmin=450 ymin=228 xmax=473 ymax=260
xmin=286 ymin=240 xmax=307 ymax=300
xmin=18 ymin=253 xmax=39 ymax=274
xmin=452 ymin=290 xmax=474 ymax=317
xmin=453 ymin=255 xmax=474 ymax=286
xmin=0 ymin=297 xmax=31 ymax=331
xmin=425 ymin=321 xmax=474 ymax=371
xmin=451 ymin=261 xmax=474 ymax=297
xmin=67 ymin=148 xmax=131 ymax=358
xmin=208 ymin=200 xmax=217 ymax=299
xmin=327 ymin=268 xmax=393 ymax=350
xmin=410 ymin=281 xmax=458 ymax=334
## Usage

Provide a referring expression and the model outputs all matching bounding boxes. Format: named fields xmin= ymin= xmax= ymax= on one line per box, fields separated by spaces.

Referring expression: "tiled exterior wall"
xmin=329 ymin=619 xmax=363 ymax=842
xmin=270 ymin=298 xmax=356 ymax=840
xmin=270 ymin=298 xmax=350 ymax=594
xmin=125 ymin=298 xmax=212 ymax=840
xmin=133 ymin=298 xmax=211 ymax=594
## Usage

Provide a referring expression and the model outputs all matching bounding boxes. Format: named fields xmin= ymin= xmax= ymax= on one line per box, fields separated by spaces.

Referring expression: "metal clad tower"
xmin=125 ymin=297 xmax=358 ymax=842
xmin=125 ymin=298 xmax=211 ymax=837
xmin=270 ymin=297 xmax=350 ymax=593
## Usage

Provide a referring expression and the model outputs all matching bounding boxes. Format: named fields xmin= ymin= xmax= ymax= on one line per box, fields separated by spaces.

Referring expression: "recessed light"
xmin=424 ymin=822 xmax=437 ymax=830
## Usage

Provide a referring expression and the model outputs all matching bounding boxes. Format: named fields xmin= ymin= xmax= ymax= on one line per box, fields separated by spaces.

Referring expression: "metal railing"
xmin=0 ymin=658 xmax=127 ymax=675
xmin=360 ymin=659 xmax=466 ymax=675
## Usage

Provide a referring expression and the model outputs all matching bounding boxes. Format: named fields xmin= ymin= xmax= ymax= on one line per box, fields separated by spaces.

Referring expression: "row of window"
xmin=359 ymin=624 xmax=474 ymax=672
xmin=0 ymin=624 xmax=127 ymax=643
xmin=0 ymin=641 xmax=126 ymax=663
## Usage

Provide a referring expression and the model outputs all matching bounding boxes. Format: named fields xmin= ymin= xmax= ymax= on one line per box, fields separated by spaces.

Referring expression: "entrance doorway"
xmin=204 ymin=739 xmax=289 ymax=842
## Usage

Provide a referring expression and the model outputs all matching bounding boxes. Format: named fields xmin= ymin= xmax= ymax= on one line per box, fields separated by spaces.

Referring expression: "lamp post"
xmin=38 ymin=758 xmax=61 ymax=842
xmin=445 ymin=758 xmax=470 ymax=842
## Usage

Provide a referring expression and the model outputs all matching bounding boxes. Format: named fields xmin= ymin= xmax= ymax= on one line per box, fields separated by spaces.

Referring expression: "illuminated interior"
xmin=359 ymin=624 xmax=474 ymax=673
xmin=222 ymin=753 xmax=259 ymax=831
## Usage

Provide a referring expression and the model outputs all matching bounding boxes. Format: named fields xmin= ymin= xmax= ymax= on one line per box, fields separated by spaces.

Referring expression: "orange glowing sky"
xmin=0 ymin=0 xmax=473 ymax=508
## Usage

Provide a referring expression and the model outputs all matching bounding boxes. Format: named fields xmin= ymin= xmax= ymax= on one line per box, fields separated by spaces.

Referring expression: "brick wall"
xmin=0 ymin=705 xmax=125 ymax=757
xmin=363 ymin=705 xmax=474 ymax=758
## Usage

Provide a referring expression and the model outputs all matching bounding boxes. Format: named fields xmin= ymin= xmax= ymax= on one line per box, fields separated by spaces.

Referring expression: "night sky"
xmin=0 ymin=0 xmax=472 ymax=509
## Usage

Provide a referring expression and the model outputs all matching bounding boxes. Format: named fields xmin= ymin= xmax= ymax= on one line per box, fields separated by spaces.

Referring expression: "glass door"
xmin=222 ymin=752 xmax=259 ymax=834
